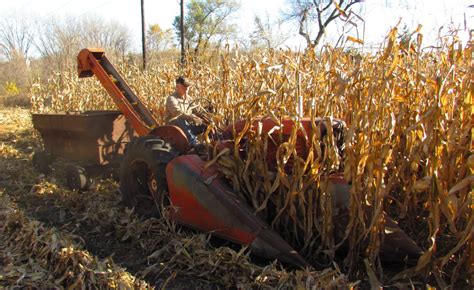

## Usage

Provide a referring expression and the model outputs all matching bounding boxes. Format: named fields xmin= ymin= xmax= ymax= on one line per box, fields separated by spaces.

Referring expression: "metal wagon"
xmin=31 ymin=110 xmax=137 ymax=190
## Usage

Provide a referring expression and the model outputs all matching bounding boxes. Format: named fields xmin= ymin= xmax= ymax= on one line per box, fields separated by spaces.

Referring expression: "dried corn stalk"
xmin=28 ymin=26 xmax=473 ymax=287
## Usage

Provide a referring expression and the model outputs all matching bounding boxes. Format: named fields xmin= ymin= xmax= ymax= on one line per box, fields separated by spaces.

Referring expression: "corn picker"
xmin=72 ymin=48 xmax=422 ymax=267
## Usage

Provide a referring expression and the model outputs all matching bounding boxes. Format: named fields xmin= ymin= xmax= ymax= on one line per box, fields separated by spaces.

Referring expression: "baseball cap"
xmin=176 ymin=76 xmax=192 ymax=87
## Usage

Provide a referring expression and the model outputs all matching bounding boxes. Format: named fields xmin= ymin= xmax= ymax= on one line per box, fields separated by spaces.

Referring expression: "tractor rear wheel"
xmin=119 ymin=136 xmax=180 ymax=217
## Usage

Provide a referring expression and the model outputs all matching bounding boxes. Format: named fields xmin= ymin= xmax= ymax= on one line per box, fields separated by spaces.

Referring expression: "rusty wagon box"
xmin=31 ymin=110 xmax=137 ymax=190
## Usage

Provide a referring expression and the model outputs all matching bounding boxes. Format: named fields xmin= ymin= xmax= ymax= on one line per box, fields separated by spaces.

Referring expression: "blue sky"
xmin=2 ymin=0 xmax=472 ymax=51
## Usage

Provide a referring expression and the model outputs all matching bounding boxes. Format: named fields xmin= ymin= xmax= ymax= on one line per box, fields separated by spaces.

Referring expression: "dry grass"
xmin=27 ymin=27 xmax=474 ymax=288
xmin=0 ymin=94 xmax=31 ymax=107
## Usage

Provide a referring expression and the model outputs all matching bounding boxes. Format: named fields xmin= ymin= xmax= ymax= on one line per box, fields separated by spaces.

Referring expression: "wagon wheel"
xmin=66 ymin=164 xmax=91 ymax=191
xmin=119 ymin=136 xmax=180 ymax=217
xmin=32 ymin=151 xmax=54 ymax=174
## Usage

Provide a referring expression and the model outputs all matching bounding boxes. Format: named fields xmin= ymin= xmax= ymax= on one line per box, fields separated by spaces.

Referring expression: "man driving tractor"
xmin=165 ymin=76 xmax=207 ymax=146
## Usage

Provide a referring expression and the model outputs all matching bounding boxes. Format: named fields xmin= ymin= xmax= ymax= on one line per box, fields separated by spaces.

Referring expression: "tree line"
xmin=0 ymin=0 xmax=364 ymax=100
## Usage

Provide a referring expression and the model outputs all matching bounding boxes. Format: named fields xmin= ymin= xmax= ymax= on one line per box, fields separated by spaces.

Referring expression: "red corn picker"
xmin=75 ymin=48 xmax=422 ymax=267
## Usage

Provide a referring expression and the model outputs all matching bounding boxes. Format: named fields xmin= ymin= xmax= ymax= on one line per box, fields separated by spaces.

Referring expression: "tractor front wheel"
xmin=119 ymin=136 xmax=180 ymax=217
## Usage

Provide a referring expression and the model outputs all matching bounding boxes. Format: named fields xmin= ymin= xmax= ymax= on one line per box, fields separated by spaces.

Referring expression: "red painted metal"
xmin=166 ymin=155 xmax=309 ymax=266
xmin=77 ymin=48 xmax=157 ymax=136
xmin=149 ymin=125 xmax=190 ymax=154
xmin=225 ymin=117 xmax=344 ymax=172
xmin=226 ymin=117 xmax=331 ymax=139
xmin=166 ymin=155 xmax=258 ymax=244
xmin=266 ymin=134 xmax=308 ymax=171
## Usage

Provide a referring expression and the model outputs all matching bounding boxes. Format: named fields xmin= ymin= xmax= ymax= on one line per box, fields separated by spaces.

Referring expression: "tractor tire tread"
xmin=119 ymin=136 xmax=179 ymax=217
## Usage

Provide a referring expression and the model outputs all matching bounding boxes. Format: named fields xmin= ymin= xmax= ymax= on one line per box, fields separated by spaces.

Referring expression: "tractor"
xmin=76 ymin=48 xmax=422 ymax=267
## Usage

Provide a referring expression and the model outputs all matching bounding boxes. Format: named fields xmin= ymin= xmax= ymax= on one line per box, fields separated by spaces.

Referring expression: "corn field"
xmin=27 ymin=27 xmax=473 ymax=288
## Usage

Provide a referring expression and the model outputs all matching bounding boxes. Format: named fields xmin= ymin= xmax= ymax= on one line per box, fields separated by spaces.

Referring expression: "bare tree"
xmin=0 ymin=14 xmax=35 ymax=98
xmin=251 ymin=14 xmax=291 ymax=49
xmin=35 ymin=15 xmax=132 ymax=72
xmin=0 ymin=16 xmax=34 ymax=61
xmin=284 ymin=0 xmax=364 ymax=49
xmin=34 ymin=16 xmax=81 ymax=71
xmin=80 ymin=16 xmax=132 ymax=57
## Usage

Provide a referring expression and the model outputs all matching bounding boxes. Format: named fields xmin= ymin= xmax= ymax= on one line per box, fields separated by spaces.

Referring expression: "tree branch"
xmin=298 ymin=8 xmax=312 ymax=47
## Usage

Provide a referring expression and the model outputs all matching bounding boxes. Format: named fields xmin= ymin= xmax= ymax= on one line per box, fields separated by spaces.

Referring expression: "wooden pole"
xmin=180 ymin=0 xmax=185 ymax=65
xmin=141 ymin=0 xmax=147 ymax=70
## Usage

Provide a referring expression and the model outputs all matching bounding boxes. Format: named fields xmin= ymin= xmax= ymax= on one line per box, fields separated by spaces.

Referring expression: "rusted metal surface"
xmin=32 ymin=110 xmax=137 ymax=165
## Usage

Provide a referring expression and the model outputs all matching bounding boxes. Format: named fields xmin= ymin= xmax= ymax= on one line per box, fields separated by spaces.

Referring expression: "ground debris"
xmin=0 ymin=196 xmax=151 ymax=289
